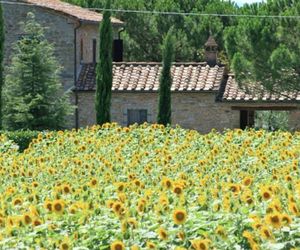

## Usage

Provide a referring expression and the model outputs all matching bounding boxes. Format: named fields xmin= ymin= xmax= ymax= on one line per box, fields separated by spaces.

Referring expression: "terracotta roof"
xmin=76 ymin=62 xmax=225 ymax=92
xmin=23 ymin=0 xmax=123 ymax=24
xmin=222 ymin=75 xmax=300 ymax=102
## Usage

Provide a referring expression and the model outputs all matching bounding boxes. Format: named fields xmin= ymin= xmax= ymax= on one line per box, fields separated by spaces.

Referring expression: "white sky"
xmin=234 ymin=0 xmax=263 ymax=5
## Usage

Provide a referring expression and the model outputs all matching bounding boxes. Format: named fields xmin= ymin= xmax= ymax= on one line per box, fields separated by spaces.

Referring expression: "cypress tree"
xmin=95 ymin=0 xmax=113 ymax=125
xmin=0 ymin=3 xmax=4 ymax=129
xmin=3 ymin=13 xmax=73 ymax=130
xmin=157 ymin=28 xmax=174 ymax=126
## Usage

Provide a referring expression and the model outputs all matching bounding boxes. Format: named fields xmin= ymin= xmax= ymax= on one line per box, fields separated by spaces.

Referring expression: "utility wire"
xmin=90 ymin=8 xmax=300 ymax=19
xmin=1 ymin=1 xmax=300 ymax=19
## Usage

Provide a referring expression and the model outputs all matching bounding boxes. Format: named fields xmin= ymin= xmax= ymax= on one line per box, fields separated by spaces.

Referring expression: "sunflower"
xmin=146 ymin=241 xmax=156 ymax=249
xmin=216 ymin=226 xmax=226 ymax=239
xmin=33 ymin=219 xmax=42 ymax=227
xmin=44 ymin=200 xmax=52 ymax=212
xmin=191 ymin=239 xmax=211 ymax=250
xmin=173 ymin=185 xmax=183 ymax=196
xmin=177 ymin=231 xmax=185 ymax=241
xmin=137 ymin=201 xmax=145 ymax=213
xmin=281 ymin=213 xmax=292 ymax=225
xmin=22 ymin=213 xmax=33 ymax=225
xmin=62 ymin=184 xmax=71 ymax=194
xmin=157 ymin=227 xmax=168 ymax=240
xmin=173 ymin=209 xmax=187 ymax=225
xmin=131 ymin=246 xmax=139 ymax=250
xmin=265 ymin=213 xmax=282 ymax=229
xmin=289 ymin=202 xmax=300 ymax=215
xmin=60 ymin=242 xmax=70 ymax=250
xmin=32 ymin=181 xmax=39 ymax=188
xmin=111 ymin=240 xmax=125 ymax=250
xmin=229 ymin=184 xmax=240 ymax=193
xmin=128 ymin=218 xmax=138 ymax=229
xmin=243 ymin=231 xmax=255 ymax=244
xmin=12 ymin=197 xmax=22 ymax=206
xmin=260 ymin=226 xmax=273 ymax=240
xmin=162 ymin=177 xmax=172 ymax=189
xmin=115 ymin=182 xmax=126 ymax=192
xmin=112 ymin=202 xmax=125 ymax=216
xmin=242 ymin=177 xmax=253 ymax=186
xmin=260 ymin=189 xmax=272 ymax=201
xmin=52 ymin=199 xmax=65 ymax=214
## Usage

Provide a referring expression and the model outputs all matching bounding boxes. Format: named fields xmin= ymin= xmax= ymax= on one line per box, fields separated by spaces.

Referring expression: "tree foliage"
xmin=157 ymin=28 xmax=174 ymax=126
xmin=3 ymin=13 xmax=73 ymax=131
xmin=95 ymin=0 xmax=113 ymax=125
xmin=64 ymin=0 xmax=300 ymax=93
xmin=0 ymin=3 xmax=4 ymax=129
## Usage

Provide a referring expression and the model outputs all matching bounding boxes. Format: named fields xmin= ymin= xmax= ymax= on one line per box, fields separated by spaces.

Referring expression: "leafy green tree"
xmin=225 ymin=0 xmax=300 ymax=93
xmin=157 ymin=28 xmax=174 ymax=126
xmin=65 ymin=0 xmax=300 ymax=93
xmin=95 ymin=0 xmax=113 ymax=125
xmin=0 ymin=3 xmax=4 ymax=129
xmin=255 ymin=111 xmax=289 ymax=131
xmin=64 ymin=0 xmax=234 ymax=62
xmin=3 ymin=13 xmax=73 ymax=131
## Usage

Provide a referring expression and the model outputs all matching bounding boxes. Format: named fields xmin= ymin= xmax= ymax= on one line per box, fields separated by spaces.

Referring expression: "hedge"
xmin=0 ymin=130 xmax=39 ymax=152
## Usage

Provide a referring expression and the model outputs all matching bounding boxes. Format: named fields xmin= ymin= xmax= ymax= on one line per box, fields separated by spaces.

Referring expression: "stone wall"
xmin=77 ymin=91 xmax=240 ymax=133
xmin=289 ymin=110 xmax=300 ymax=130
xmin=3 ymin=2 xmax=77 ymax=90
xmin=77 ymin=91 xmax=300 ymax=132
xmin=76 ymin=24 xmax=121 ymax=67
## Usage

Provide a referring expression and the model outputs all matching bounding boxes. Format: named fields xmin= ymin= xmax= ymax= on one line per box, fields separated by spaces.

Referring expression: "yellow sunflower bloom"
xmin=173 ymin=209 xmax=187 ymax=225
xmin=110 ymin=240 xmax=125 ymax=250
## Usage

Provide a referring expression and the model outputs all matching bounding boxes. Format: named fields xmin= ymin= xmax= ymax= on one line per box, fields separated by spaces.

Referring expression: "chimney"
xmin=204 ymin=36 xmax=218 ymax=67
xmin=113 ymin=28 xmax=125 ymax=62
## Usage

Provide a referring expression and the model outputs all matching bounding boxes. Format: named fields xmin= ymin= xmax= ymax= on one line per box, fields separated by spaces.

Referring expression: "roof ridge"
xmin=22 ymin=0 xmax=123 ymax=24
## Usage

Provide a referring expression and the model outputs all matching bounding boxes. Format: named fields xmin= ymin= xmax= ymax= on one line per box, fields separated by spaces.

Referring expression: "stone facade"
xmin=77 ymin=91 xmax=237 ymax=133
xmin=3 ymin=2 xmax=77 ymax=90
xmin=77 ymin=91 xmax=300 ymax=133
xmin=3 ymin=1 xmax=120 ymax=91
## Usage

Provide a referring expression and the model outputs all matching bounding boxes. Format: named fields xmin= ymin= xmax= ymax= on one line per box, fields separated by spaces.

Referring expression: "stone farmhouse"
xmin=3 ymin=0 xmax=300 ymax=133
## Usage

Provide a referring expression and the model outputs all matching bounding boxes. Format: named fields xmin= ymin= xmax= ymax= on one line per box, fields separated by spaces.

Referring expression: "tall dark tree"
xmin=0 ymin=3 xmax=4 ymax=129
xmin=157 ymin=28 xmax=174 ymax=126
xmin=95 ymin=0 xmax=113 ymax=125
xmin=3 ymin=13 xmax=73 ymax=130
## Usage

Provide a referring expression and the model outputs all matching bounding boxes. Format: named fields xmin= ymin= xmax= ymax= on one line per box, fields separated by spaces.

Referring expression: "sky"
xmin=234 ymin=0 xmax=264 ymax=5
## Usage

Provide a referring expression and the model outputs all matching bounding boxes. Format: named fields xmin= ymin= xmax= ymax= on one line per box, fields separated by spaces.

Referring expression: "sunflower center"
xmin=24 ymin=215 xmax=32 ymax=224
xmin=263 ymin=192 xmax=271 ymax=199
xmin=54 ymin=203 xmax=62 ymax=211
xmin=115 ymin=244 xmax=123 ymax=250
xmin=61 ymin=243 xmax=69 ymax=250
xmin=199 ymin=243 xmax=207 ymax=250
xmin=176 ymin=212 xmax=185 ymax=221
xmin=271 ymin=215 xmax=279 ymax=223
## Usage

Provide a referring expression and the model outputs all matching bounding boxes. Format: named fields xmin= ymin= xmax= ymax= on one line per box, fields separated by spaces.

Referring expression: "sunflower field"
xmin=0 ymin=123 xmax=300 ymax=250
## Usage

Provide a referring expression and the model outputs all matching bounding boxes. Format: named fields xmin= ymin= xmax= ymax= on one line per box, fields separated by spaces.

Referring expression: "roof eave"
xmin=221 ymin=99 xmax=300 ymax=104
xmin=80 ymin=19 xmax=124 ymax=25
xmin=74 ymin=89 xmax=219 ymax=93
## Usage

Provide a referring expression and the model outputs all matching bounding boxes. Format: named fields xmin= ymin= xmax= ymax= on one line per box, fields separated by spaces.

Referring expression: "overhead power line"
xmin=1 ymin=1 xmax=300 ymax=19
xmin=90 ymin=8 xmax=300 ymax=19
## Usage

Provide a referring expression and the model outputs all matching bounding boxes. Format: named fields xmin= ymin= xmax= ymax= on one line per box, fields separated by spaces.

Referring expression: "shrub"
xmin=1 ymin=130 xmax=39 ymax=152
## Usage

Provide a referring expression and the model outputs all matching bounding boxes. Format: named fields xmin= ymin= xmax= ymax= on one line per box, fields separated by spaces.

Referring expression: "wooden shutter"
xmin=92 ymin=39 xmax=97 ymax=63
xmin=127 ymin=109 xmax=147 ymax=125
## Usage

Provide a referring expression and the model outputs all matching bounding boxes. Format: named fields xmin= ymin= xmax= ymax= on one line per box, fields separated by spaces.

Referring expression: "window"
xmin=240 ymin=110 xmax=255 ymax=129
xmin=80 ymin=39 xmax=83 ymax=62
xmin=127 ymin=109 xmax=148 ymax=125
xmin=92 ymin=39 xmax=97 ymax=63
